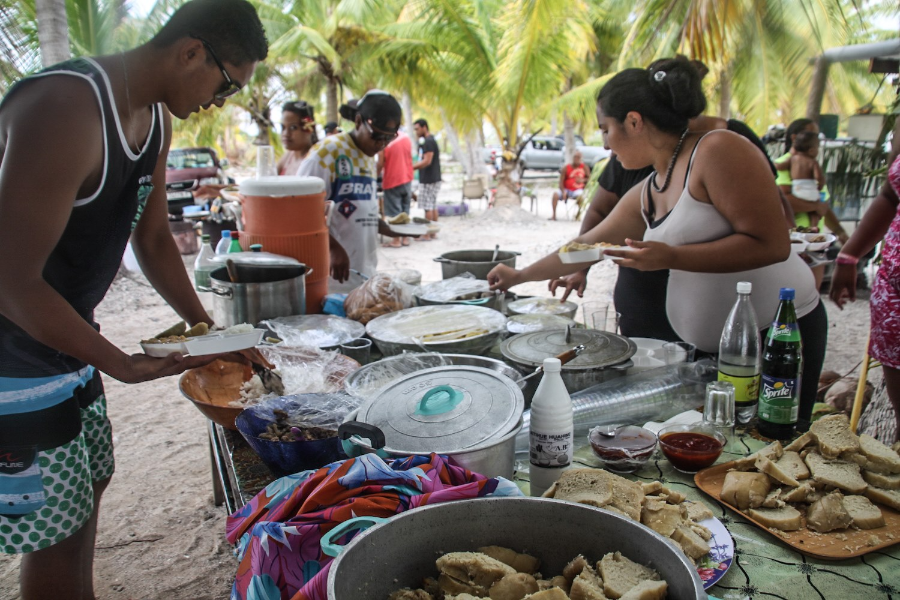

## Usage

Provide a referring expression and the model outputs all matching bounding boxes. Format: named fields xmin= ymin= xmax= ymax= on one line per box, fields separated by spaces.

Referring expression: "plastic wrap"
xmin=507 ymin=314 xmax=576 ymax=334
xmin=416 ymin=274 xmax=492 ymax=303
xmin=246 ymin=393 xmax=361 ymax=431
xmin=366 ymin=305 xmax=507 ymax=345
xmin=261 ymin=315 xmax=364 ymax=348
xmin=234 ymin=346 xmax=361 ymax=407
xmin=514 ymin=359 xmax=718 ymax=455
xmin=507 ymin=296 xmax=577 ymax=316
xmin=343 ymin=352 xmax=452 ymax=398
xmin=344 ymin=273 xmax=416 ymax=324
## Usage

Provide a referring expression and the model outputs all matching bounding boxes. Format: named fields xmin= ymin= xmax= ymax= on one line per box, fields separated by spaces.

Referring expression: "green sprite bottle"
xmin=757 ymin=288 xmax=803 ymax=440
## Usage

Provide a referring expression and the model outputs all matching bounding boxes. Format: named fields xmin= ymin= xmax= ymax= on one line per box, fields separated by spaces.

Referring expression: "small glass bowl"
xmin=588 ymin=425 xmax=658 ymax=473
xmin=657 ymin=422 xmax=726 ymax=473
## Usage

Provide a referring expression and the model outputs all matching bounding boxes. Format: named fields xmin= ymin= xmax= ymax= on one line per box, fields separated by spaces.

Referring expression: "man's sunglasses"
xmin=194 ymin=36 xmax=242 ymax=100
xmin=363 ymin=120 xmax=398 ymax=143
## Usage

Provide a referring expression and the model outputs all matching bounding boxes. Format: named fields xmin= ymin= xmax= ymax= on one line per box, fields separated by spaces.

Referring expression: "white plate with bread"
xmin=695 ymin=414 xmax=900 ymax=559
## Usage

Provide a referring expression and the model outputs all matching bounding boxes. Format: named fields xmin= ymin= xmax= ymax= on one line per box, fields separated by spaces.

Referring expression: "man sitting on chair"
xmin=550 ymin=150 xmax=590 ymax=221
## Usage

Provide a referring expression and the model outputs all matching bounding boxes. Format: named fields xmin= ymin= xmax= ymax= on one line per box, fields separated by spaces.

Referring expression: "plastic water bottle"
xmin=529 ymin=358 xmax=573 ymax=497
xmin=717 ymin=281 xmax=761 ymax=427
xmin=193 ymin=235 xmax=216 ymax=311
xmin=215 ymin=230 xmax=232 ymax=254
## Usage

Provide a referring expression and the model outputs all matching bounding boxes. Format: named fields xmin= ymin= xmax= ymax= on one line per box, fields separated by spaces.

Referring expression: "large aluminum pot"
xmin=209 ymin=265 xmax=309 ymax=327
xmin=339 ymin=409 xmax=522 ymax=479
xmin=326 ymin=497 xmax=706 ymax=600
xmin=434 ymin=249 xmax=520 ymax=280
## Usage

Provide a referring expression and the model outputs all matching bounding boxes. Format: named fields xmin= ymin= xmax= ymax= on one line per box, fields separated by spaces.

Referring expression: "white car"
xmin=518 ymin=135 xmax=609 ymax=171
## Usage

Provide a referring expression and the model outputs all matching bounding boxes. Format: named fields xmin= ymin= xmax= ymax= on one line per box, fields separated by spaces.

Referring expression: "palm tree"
xmin=35 ymin=0 xmax=69 ymax=65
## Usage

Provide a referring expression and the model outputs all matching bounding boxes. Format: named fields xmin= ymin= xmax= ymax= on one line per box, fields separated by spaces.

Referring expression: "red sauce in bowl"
xmin=659 ymin=431 xmax=723 ymax=472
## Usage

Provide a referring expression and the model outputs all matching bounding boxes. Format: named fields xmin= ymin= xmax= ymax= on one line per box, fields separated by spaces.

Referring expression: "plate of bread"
xmin=544 ymin=468 xmax=734 ymax=589
xmin=695 ymin=414 xmax=900 ymax=559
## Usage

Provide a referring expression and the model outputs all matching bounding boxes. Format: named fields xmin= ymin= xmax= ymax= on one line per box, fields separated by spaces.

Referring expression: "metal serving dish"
xmin=365 ymin=305 xmax=507 ymax=357
xmin=327 ymin=497 xmax=705 ymax=600
xmin=434 ymin=249 xmax=520 ymax=280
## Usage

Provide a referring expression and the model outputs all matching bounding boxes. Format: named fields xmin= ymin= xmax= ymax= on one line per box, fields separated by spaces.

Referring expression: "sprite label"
xmin=768 ymin=321 xmax=800 ymax=342
xmin=758 ymin=373 xmax=800 ymax=424
xmin=718 ymin=372 xmax=760 ymax=406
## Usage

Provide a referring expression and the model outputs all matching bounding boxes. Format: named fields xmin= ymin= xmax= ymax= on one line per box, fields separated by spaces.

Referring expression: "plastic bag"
xmin=344 ymin=273 xmax=415 ymax=324
xmin=416 ymin=273 xmax=492 ymax=302
xmin=248 ymin=392 xmax=362 ymax=430
xmin=234 ymin=346 xmax=361 ymax=407
xmin=343 ymin=352 xmax=452 ymax=398
xmin=366 ymin=305 xmax=507 ymax=344
xmin=261 ymin=315 xmax=364 ymax=348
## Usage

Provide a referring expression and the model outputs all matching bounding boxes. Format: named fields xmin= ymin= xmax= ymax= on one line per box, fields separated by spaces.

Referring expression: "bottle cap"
xmin=222 ymin=230 xmax=231 ymax=238
xmin=779 ymin=287 xmax=795 ymax=301
xmin=231 ymin=231 xmax=240 ymax=240
xmin=736 ymin=281 xmax=752 ymax=294
xmin=201 ymin=234 xmax=211 ymax=242
xmin=542 ymin=357 xmax=562 ymax=372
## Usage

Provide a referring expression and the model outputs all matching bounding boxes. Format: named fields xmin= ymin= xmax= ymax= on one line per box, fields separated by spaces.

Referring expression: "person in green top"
xmin=775 ymin=118 xmax=849 ymax=289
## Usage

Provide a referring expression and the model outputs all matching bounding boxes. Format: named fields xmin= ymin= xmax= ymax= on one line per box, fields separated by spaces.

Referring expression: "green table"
xmin=515 ymin=432 xmax=900 ymax=600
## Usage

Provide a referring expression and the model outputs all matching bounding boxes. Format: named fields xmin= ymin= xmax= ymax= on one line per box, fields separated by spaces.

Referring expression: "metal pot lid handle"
xmin=320 ymin=515 xmax=390 ymax=558
xmin=415 ymin=385 xmax=464 ymax=416
xmin=338 ymin=421 xmax=386 ymax=448
xmin=433 ymin=257 xmax=450 ymax=263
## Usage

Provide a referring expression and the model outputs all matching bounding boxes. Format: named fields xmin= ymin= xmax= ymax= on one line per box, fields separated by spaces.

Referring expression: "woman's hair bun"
xmin=647 ymin=57 xmax=706 ymax=120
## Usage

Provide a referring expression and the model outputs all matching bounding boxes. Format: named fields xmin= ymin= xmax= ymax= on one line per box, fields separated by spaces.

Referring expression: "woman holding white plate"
xmin=488 ymin=57 xmax=826 ymax=431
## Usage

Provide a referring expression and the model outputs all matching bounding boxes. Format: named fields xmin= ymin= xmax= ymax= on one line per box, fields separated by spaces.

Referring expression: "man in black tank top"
xmin=0 ymin=1 xmax=267 ymax=596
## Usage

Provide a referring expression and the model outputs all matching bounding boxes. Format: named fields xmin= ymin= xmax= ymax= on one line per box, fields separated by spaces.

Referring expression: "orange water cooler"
xmin=238 ymin=176 xmax=330 ymax=314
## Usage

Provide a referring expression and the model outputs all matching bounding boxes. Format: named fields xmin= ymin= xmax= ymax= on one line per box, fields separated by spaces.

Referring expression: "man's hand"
xmin=549 ymin=269 xmax=588 ymax=301
xmin=330 ymin=241 xmax=350 ymax=282
xmin=111 ymin=353 xmax=221 ymax=384
xmin=829 ymin=263 xmax=857 ymax=310
xmin=487 ymin=264 xmax=522 ymax=292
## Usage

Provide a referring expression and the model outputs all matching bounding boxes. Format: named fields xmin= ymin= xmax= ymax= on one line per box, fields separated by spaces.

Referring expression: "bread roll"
xmin=721 ymin=471 xmax=771 ymax=509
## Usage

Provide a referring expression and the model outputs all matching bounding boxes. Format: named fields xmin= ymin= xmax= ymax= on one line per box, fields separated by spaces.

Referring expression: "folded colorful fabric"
xmin=225 ymin=453 xmax=522 ymax=600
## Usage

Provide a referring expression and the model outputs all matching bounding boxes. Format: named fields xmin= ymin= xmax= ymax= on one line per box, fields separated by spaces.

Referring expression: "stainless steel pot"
xmin=326 ymin=497 xmax=706 ymax=600
xmin=339 ymin=411 xmax=522 ymax=479
xmin=209 ymin=265 xmax=309 ymax=327
xmin=339 ymin=365 xmax=524 ymax=479
xmin=501 ymin=328 xmax=636 ymax=397
xmin=434 ymin=249 xmax=520 ymax=280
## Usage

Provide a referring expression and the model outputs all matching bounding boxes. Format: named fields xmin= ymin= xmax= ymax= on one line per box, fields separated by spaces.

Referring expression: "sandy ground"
xmin=0 ymin=174 xmax=874 ymax=598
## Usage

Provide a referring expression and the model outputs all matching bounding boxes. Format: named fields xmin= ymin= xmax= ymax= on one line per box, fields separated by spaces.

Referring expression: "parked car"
xmin=166 ymin=147 xmax=231 ymax=188
xmin=518 ymin=135 xmax=610 ymax=171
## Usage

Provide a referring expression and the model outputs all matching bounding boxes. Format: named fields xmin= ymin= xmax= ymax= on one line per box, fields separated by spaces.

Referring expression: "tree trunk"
xmin=36 ymin=0 xmax=70 ymax=67
xmin=493 ymin=158 xmax=521 ymax=207
xmin=402 ymin=91 xmax=416 ymax=148
xmin=563 ymin=112 xmax=576 ymax=165
xmin=718 ymin=67 xmax=731 ymax=119
xmin=441 ymin=111 xmax=469 ymax=175
xmin=326 ymin=75 xmax=339 ymax=124
xmin=465 ymin=129 xmax=488 ymax=176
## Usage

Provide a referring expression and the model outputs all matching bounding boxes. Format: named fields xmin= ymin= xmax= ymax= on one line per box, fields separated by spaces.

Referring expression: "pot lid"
xmin=210 ymin=251 xmax=300 ymax=266
xmin=261 ymin=315 xmax=365 ymax=348
xmin=501 ymin=328 xmax=636 ymax=371
xmin=507 ymin=297 xmax=577 ymax=316
xmin=239 ymin=176 xmax=325 ymax=197
xmin=507 ymin=314 xmax=575 ymax=334
xmin=358 ymin=366 xmax=524 ymax=453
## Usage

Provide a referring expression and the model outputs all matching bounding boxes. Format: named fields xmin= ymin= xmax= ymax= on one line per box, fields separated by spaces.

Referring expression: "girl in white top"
xmin=488 ymin=57 xmax=826 ymax=430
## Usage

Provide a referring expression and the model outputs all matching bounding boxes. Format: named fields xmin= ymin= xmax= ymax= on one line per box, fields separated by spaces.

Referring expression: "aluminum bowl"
xmin=327 ymin=497 xmax=705 ymax=600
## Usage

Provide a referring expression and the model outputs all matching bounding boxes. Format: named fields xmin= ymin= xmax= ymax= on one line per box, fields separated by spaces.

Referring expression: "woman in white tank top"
xmin=488 ymin=57 xmax=826 ymax=430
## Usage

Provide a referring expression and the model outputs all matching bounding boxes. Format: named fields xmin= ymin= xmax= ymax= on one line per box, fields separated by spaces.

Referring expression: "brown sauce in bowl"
xmin=659 ymin=432 xmax=723 ymax=472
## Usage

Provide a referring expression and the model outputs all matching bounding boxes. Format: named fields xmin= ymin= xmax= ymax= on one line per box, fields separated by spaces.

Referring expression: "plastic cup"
xmin=704 ymin=381 xmax=736 ymax=447
xmin=256 ymin=145 xmax=276 ymax=178
xmin=340 ymin=338 xmax=372 ymax=365
xmin=664 ymin=342 xmax=696 ymax=364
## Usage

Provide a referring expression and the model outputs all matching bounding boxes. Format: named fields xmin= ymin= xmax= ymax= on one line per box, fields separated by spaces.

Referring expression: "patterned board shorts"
xmin=418 ymin=182 xmax=442 ymax=211
xmin=0 ymin=381 xmax=114 ymax=554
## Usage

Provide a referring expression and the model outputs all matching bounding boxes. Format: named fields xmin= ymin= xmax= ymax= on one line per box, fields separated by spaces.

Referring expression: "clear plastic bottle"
xmin=193 ymin=235 xmax=217 ymax=312
xmin=718 ymin=281 xmax=761 ymax=427
xmin=529 ymin=358 xmax=574 ymax=496
xmin=228 ymin=231 xmax=243 ymax=253
xmin=215 ymin=230 xmax=232 ymax=254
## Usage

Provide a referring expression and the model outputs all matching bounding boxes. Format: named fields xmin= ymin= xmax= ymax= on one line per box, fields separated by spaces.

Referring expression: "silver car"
xmin=519 ymin=135 xmax=609 ymax=171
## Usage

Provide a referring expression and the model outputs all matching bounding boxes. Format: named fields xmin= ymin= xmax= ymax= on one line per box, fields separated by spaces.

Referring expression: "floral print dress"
xmin=869 ymin=154 xmax=900 ymax=369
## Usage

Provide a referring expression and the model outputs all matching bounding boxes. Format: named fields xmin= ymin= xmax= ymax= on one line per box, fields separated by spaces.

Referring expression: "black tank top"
xmin=0 ymin=58 xmax=164 ymax=376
